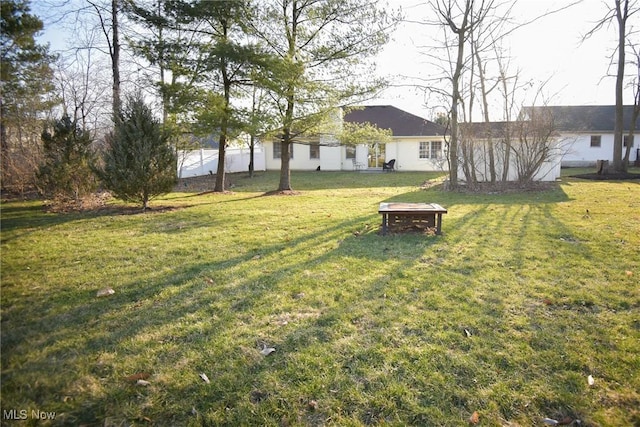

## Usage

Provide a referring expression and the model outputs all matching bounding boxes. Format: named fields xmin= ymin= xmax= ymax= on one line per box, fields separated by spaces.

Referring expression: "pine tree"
xmin=37 ymin=116 xmax=97 ymax=202
xmin=1 ymin=0 xmax=56 ymax=191
xmin=98 ymin=94 xmax=177 ymax=210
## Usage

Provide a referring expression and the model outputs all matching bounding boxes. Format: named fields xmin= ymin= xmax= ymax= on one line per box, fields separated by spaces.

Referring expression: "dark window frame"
xmin=273 ymin=142 xmax=294 ymax=159
xmin=345 ymin=146 xmax=356 ymax=159
xmin=310 ymin=144 xmax=320 ymax=159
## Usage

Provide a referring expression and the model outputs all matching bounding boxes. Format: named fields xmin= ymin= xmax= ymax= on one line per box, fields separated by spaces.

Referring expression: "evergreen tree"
xmin=1 ymin=0 xmax=56 ymax=191
xmin=127 ymin=0 xmax=267 ymax=192
xmin=98 ymin=94 xmax=177 ymax=210
xmin=37 ymin=116 xmax=97 ymax=202
xmin=253 ymin=0 xmax=397 ymax=191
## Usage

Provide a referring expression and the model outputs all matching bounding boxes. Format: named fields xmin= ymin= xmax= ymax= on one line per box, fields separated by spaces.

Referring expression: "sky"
xmin=35 ymin=0 xmax=636 ymax=122
xmin=370 ymin=0 xmax=636 ymax=120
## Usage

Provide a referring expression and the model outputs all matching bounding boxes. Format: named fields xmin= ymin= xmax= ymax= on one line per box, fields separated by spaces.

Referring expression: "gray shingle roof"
xmin=521 ymin=105 xmax=640 ymax=132
xmin=343 ymin=105 xmax=446 ymax=137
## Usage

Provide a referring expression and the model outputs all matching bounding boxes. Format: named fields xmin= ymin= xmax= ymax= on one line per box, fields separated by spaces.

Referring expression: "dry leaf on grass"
xmin=468 ymin=410 xmax=479 ymax=424
xmin=259 ymin=344 xmax=276 ymax=356
xmin=96 ymin=288 xmax=115 ymax=297
xmin=125 ymin=372 xmax=150 ymax=382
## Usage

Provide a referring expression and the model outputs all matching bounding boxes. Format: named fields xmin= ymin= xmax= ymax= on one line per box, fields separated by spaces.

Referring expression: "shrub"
xmin=36 ymin=115 xmax=97 ymax=202
xmin=97 ymin=94 xmax=177 ymax=210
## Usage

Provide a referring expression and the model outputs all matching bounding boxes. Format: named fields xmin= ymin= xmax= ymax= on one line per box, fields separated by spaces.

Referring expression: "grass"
xmin=1 ymin=170 xmax=639 ymax=426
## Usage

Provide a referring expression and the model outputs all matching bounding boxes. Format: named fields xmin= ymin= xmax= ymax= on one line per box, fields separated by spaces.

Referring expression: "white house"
xmin=262 ymin=105 xmax=448 ymax=172
xmin=521 ymin=105 xmax=640 ymax=167
xmin=184 ymin=104 xmax=627 ymax=180
xmin=457 ymin=121 xmax=563 ymax=183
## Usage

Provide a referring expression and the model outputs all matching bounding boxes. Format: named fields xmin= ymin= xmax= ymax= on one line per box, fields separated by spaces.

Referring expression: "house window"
xmin=310 ymin=144 xmax=320 ymax=159
xmin=419 ymin=141 xmax=429 ymax=159
xmin=345 ymin=146 xmax=356 ymax=159
xmin=431 ymin=141 xmax=443 ymax=159
xmin=624 ymin=135 xmax=634 ymax=147
xmin=419 ymin=141 xmax=443 ymax=159
xmin=273 ymin=142 xmax=293 ymax=159
xmin=590 ymin=135 xmax=601 ymax=147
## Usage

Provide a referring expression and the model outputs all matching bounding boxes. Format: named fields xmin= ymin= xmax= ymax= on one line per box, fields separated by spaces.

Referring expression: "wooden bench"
xmin=379 ymin=202 xmax=447 ymax=235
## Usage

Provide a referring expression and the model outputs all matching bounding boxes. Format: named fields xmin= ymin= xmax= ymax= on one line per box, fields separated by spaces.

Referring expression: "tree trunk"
xmin=449 ymin=28 xmax=465 ymax=190
xmin=249 ymin=134 xmax=255 ymax=178
xmin=215 ymin=85 xmax=230 ymax=192
xmin=215 ymin=133 xmax=227 ymax=192
xmin=475 ymin=47 xmax=496 ymax=183
xmin=623 ymin=80 xmax=639 ymax=167
xmin=612 ymin=0 xmax=626 ymax=173
xmin=111 ymin=0 xmax=121 ymax=115
xmin=0 ymin=98 xmax=8 ymax=189
xmin=279 ymin=117 xmax=293 ymax=191
xmin=279 ymin=1 xmax=297 ymax=192
xmin=500 ymin=76 xmax=512 ymax=182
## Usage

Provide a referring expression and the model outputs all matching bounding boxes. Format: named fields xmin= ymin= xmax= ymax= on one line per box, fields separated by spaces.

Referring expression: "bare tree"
xmin=623 ymin=46 xmax=640 ymax=165
xmin=87 ymin=0 xmax=121 ymax=115
xmin=427 ymin=0 xmax=498 ymax=189
xmin=419 ymin=1 xmax=584 ymax=187
xmin=510 ymin=108 xmax=556 ymax=182
xmin=585 ymin=0 xmax=639 ymax=172
xmin=53 ymin=26 xmax=111 ymax=135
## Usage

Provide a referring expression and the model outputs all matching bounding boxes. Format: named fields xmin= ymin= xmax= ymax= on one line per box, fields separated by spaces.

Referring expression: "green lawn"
xmin=1 ymin=171 xmax=639 ymax=426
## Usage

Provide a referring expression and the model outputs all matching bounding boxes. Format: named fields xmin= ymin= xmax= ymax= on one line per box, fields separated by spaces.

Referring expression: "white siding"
xmin=178 ymin=146 xmax=266 ymax=178
xmin=456 ymin=140 xmax=562 ymax=182
xmin=319 ymin=145 xmax=342 ymax=170
xmin=387 ymin=138 xmax=448 ymax=172
xmin=560 ymin=133 xmax=639 ymax=166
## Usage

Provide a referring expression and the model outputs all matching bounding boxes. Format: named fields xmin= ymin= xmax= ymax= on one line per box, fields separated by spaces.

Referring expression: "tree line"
xmin=1 ymin=0 xmax=638 ymax=208
xmin=2 ymin=0 xmax=396 ymax=207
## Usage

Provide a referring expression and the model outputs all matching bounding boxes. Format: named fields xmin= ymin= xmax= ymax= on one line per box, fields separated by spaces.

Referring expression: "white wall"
xmin=388 ymin=138 xmax=448 ymax=172
xmin=264 ymin=139 xmax=450 ymax=172
xmin=562 ymin=134 xmax=608 ymax=167
xmin=457 ymin=140 xmax=562 ymax=182
xmin=178 ymin=146 xmax=266 ymax=178
xmin=263 ymin=139 xmax=369 ymax=171
xmin=264 ymin=141 xmax=325 ymax=170
xmin=319 ymin=145 xmax=341 ymax=170
xmin=560 ymin=133 xmax=639 ymax=167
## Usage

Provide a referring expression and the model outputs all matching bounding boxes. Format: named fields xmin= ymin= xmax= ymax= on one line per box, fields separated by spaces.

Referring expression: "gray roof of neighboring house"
xmin=460 ymin=121 xmax=517 ymax=138
xmin=521 ymin=105 xmax=640 ymax=132
xmin=343 ymin=105 xmax=446 ymax=137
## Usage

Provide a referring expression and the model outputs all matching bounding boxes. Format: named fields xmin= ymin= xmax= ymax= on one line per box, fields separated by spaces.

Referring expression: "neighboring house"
xmin=177 ymin=132 xmax=267 ymax=178
xmin=521 ymin=105 xmax=640 ymax=167
xmin=263 ymin=105 xmax=447 ymax=171
xmin=343 ymin=105 xmax=448 ymax=171
xmin=458 ymin=121 xmax=563 ymax=183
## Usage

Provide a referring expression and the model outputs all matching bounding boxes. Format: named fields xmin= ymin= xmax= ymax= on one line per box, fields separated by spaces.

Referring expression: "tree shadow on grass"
xmin=365 ymin=184 xmax=615 ymax=424
xmin=1 ymin=210 xmax=429 ymax=424
xmin=0 ymin=200 xmax=196 ymax=244
xmin=1 ymin=186 xmax=631 ymax=425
